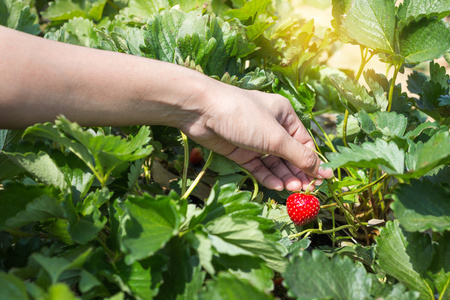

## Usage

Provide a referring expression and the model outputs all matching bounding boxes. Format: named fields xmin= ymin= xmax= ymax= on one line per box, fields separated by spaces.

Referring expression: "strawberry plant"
xmin=1 ymin=0 xmax=449 ymax=299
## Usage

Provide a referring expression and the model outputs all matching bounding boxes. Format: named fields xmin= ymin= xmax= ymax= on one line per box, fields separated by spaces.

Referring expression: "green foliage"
xmin=42 ymin=0 xmax=108 ymax=22
xmin=1 ymin=0 xmax=450 ymax=299
xmin=141 ymin=9 xmax=256 ymax=77
xmin=391 ymin=180 xmax=450 ymax=232
xmin=324 ymin=139 xmax=405 ymax=174
xmin=407 ymin=61 xmax=450 ymax=124
xmin=332 ymin=0 xmax=450 ymax=64
xmin=375 ymin=221 xmax=449 ymax=299
xmin=284 ymin=249 xmax=420 ymax=300
xmin=0 ymin=0 xmax=40 ymax=34
xmin=330 ymin=74 xmax=388 ymax=113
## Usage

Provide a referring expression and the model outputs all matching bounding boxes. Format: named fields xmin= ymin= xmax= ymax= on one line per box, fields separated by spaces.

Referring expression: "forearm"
xmin=0 ymin=26 xmax=210 ymax=129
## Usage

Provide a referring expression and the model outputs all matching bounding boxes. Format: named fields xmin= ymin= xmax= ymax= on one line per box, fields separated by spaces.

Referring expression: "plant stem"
xmin=241 ymin=168 xmax=259 ymax=200
xmin=338 ymin=173 xmax=388 ymax=198
xmin=107 ymin=0 xmax=120 ymax=11
xmin=387 ymin=64 xmax=401 ymax=112
xmin=310 ymin=114 xmax=337 ymax=153
xmin=180 ymin=131 xmax=189 ymax=196
xmin=181 ymin=151 xmax=214 ymax=200
xmin=331 ymin=209 xmax=336 ymax=247
xmin=288 ymin=224 xmax=356 ymax=239
xmin=4 ymin=228 xmax=36 ymax=238
xmin=328 ymin=181 xmax=371 ymax=244
xmin=321 ymin=203 xmax=338 ymax=209
xmin=342 ymin=47 xmax=374 ymax=147
xmin=342 ymin=110 xmax=350 ymax=147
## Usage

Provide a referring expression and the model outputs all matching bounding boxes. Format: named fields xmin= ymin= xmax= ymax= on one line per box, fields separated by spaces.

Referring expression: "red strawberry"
xmin=189 ymin=147 xmax=204 ymax=165
xmin=286 ymin=193 xmax=320 ymax=226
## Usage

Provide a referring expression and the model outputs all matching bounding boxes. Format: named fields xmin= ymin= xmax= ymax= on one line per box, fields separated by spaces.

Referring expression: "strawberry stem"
xmin=181 ymin=151 xmax=214 ymax=200
xmin=180 ymin=131 xmax=189 ymax=196
xmin=288 ymin=224 xmax=356 ymax=240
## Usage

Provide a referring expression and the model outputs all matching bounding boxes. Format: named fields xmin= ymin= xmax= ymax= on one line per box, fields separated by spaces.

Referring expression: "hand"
xmin=179 ymin=79 xmax=334 ymax=191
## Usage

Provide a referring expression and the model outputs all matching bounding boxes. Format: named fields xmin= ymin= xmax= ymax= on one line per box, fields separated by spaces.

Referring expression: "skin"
xmin=0 ymin=25 xmax=333 ymax=191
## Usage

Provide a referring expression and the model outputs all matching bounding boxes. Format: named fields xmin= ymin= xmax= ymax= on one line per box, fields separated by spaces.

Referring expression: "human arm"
xmin=0 ymin=25 xmax=333 ymax=191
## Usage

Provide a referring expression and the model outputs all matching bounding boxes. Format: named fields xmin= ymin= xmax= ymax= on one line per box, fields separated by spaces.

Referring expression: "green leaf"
xmin=0 ymin=182 xmax=60 ymax=230
xmin=439 ymin=95 xmax=450 ymax=107
xmin=358 ymin=110 xmax=408 ymax=140
xmin=142 ymin=10 xmax=255 ymax=77
xmin=372 ymin=283 xmax=420 ymax=300
xmin=45 ymin=283 xmax=79 ymax=300
xmin=336 ymin=113 xmax=360 ymax=140
xmin=407 ymin=70 xmax=428 ymax=95
xmin=330 ymin=75 xmax=384 ymax=113
xmin=185 ymin=230 xmax=215 ymax=274
xmin=156 ymin=238 xmax=199 ymax=300
xmin=5 ymin=194 xmax=65 ymax=229
xmin=227 ymin=262 xmax=274 ymax=294
xmin=0 ymin=129 xmax=19 ymax=151
xmin=404 ymin=131 xmax=450 ymax=179
xmin=115 ymin=260 xmax=158 ymax=300
xmin=174 ymin=261 xmax=205 ymax=300
xmin=121 ymin=0 xmax=169 ymax=21
xmin=24 ymin=122 xmax=96 ymax=171
xmin=420 ymin=80 xmax=447 ymax=111
xmin=56 ymin=117 xmax=152 ymax=176
xmin=225 ymin=0 xmax=271 ymax=21
xmin=26 ymin=117 xmax=153 ymax=184
xmin=31 ymin=248 xmax=92 ymax=284
xmin=375 ymin=220 xmax=435 ymax=299
xmin=244 ymin=16 xmax=275 ymax=42
xmin=200 ymin=272 xmax=273 ymax=300
xmin=127 ymin=158 xmax=144 ymax=191
xmin=119 ymin=194 xmax=180 ymax=264
xmin=78 ymin=269 xmax=101 ymax=293
xmin=391 ymin=180 xmax=450 ymax=232
xmin=324 ymin=139 xmax=405 ymax=174
xmin=69 ymin=188 xmax=110 ymax=244
xmin=206 ymin=215 xmax=286 ymax=273
xmin=96 ymin=26 xmax=146 ymax=56
xmin=429 ymin=61 xmax=450 ymax=90
xmin=283 ymin=250 xmax=373 ymax=300
xmin=429 ymin=232 xmax=450 ymax=300
xmin=42 ymin=0 xmax=107 ymax=21
xmin=237 ymin=68 xmax=275 ymax=90
xmin=48 ymin=17 xmax=100 ymax=48
xmin=196 ymin=184 xmax=260 ymax=226
xmin=272 ymin=79 xmax=311 ymax=128
xmin=332 ymin=0 xmax=396 ymax=53
xmin=399 ymin=18 xmax=450 ymax=64
xmin=0 ymin=272 xmax=29 ymax=300
xmin=398 ymin=0 xmax=450 ymax=29
xmin=5 ymin=151 xmax=68 ymax=190
xmin=261 ymin=203 xmax=295 ymax=238
xmin=364 ymin=70 xmax=389 ymax=110
xmin=404 ymin=122 xmax=440 ymax=140
xmin=0 ymin=0 xmax=40 ymax=34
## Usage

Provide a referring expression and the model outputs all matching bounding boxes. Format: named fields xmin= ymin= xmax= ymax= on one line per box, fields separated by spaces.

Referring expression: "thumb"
xmin=273 ymin=130 xmax=333 ymax=179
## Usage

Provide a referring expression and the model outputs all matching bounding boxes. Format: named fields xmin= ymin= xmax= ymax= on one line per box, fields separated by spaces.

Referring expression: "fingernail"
xmin=274 ymin=185 xmax=284 ymax=191
xmin=318 ymin=162 xmax=334 ymax=179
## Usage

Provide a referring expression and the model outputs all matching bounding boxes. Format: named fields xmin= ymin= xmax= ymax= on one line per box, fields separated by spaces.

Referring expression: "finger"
xmin=285 ymin=161 xmax=313 ymax=191
xmin=270 ymin=128 xmax=332 ymax=179
xmin=261 ymin=155 xmax=302 ymax=191
xmin=240 ymin=157 xmax=284 ymax=191
xmin=298 ymin=172 xmax=315 ymax=191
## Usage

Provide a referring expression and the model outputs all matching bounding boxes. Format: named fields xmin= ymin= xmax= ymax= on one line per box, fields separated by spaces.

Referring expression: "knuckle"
xmin=266 ymin=158 xmax=282 ymax=170
xmin=251 ymin=162 xmax=265 ymax=174
xmin=301 ymin=148 xmax=318 ymax=170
